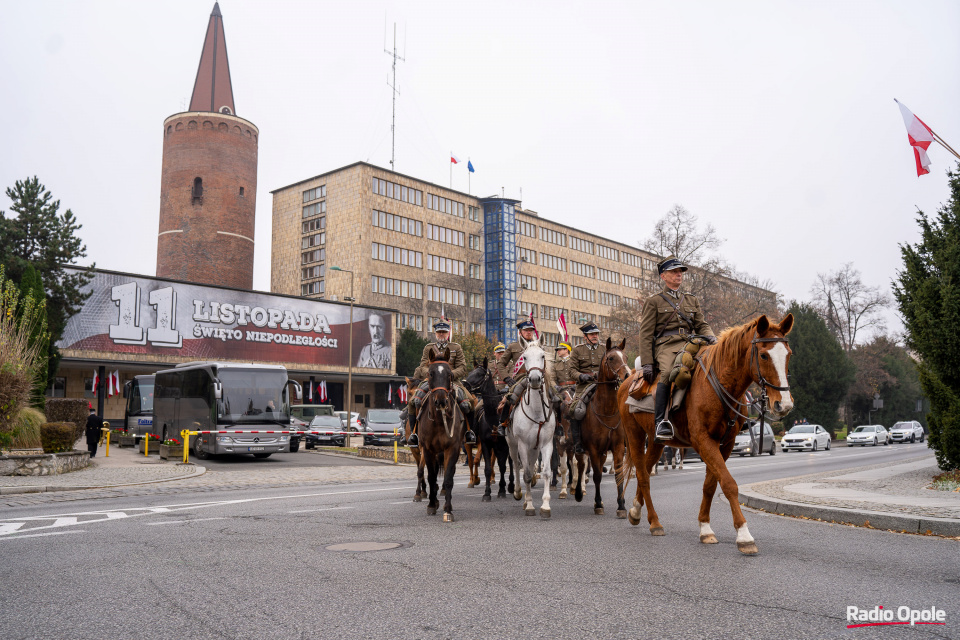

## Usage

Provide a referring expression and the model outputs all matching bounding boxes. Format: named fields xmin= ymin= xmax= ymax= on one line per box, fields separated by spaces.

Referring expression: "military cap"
xmin=657 ymin=255 xmax=688 ymax=275
xmin=432 ymin=320 xmax=451 ymax=332
xmin=556 ymin=342 xmax=572 ymax=352
xmin=579 ymin=322 xmax=600 ymax=335
xmin=516 ymin=319 xmax=536 ymax=331
xmin=493 ymin=343 xmax=506 ymax=353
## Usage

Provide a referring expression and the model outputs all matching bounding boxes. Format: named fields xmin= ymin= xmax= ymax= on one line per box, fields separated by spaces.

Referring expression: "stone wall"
xmin=0 ymin=451 xmax=90 ymax=476
xmin=356 ymin=445 xmax=465 ymax=465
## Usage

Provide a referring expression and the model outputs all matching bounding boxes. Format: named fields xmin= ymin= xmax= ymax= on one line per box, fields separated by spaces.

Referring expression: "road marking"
xmin=1 ymin=530 xmax=86 ymax=540
xmin=144 ymin=517 xmax=227 ymax=526
xmin=390 ymin=501 xmax=411 ymax=504
xmin=288 ymin=506 xmax=354 ymax=514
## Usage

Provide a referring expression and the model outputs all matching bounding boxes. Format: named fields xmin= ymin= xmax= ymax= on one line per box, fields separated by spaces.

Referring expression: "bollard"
xmin=101 ymin=421 xmax=111 ymax=457
xmin=144 ymin=434 xmax=149 ymax=457
xmin=394 ymin=427 xmax=398 ymax=464
xmin=181 ymin=430 xmax=191 ymax=464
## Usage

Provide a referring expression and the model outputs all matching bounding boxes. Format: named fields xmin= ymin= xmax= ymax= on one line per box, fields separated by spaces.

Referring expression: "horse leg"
xmin=642 ymin=436 xmax=666 ymax=535
xmin=466 ymin=443 xmax=478 ymax=488
xmin=496 ymin=447 xmax=508 ymax=498
xmin=591 ymin=449 xmax=604 ymax=515
xmin=699 ymin=438 xmax=758 ymax=554
xmin=573 ymin=451 xmax=586 ymax=503
xmin=622 ymin=416 xmax=647 ymax=525
xmin=698 ymin=465 xmax=720 ymax=544
xmin=481 ymin=442 xmax=493 ymax=502
xmin=539 ymin=436 xmax=554 ymax=518
xmin=441 ymin=443 xmax=458 ymax=522
xmin=507 ymin=431 xmax=523 ymax=501
xmin=520 ymin=441 xmax=536 ymax=515
xmin=558 ymin=446 xmax=569 ymax=499
xmin=507 ymin=452 xmax=516 ymax=496
xmin=412 ymin=447 xmax=425 ymax=502
xmin=614 ymin=438 xmax=627 ymax=519
xmin=425 ymin=450 xmax=439 ymax=515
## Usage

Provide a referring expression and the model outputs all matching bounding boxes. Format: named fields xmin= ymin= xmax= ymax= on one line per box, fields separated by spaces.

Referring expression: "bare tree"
xmin=811 ymin=263 xmax=890 ymax=351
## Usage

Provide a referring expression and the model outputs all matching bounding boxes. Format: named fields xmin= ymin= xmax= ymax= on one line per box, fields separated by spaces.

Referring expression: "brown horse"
xmin=418 ymin=347 xmax=468 ymax=522
xmin=618 ymin=314 xmax=794 ymax=554
xmin=576 ymin=337 xmax=631 ymax=517
xmin=403 ymin=376 xmax=426 ymax=502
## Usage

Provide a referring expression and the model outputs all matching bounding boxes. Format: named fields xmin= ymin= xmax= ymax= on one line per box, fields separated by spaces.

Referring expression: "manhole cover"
xmin=325 ymin=541 xmax=406 ymax=552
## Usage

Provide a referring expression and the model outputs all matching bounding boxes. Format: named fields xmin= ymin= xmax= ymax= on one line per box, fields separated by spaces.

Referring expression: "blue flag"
xmin=467 ymin=160 xmax=475 ymax=173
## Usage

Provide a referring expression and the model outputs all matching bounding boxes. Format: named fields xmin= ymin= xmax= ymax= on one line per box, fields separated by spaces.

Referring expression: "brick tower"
xmin=156 ymin=2 xmax=257 ymax=290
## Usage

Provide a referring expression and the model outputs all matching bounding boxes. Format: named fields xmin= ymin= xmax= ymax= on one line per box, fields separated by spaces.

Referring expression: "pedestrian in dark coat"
xmin=85 ymin=404 xmax=102 ymax=458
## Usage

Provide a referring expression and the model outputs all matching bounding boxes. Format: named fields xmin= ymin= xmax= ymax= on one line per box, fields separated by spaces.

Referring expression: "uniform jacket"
xmin=549 ymin=356 xmax=578 ymax=388
xmin=638 ymin=287 xmax=715 ymax=366
xmin=414 ymin=342 xmax=467 ymax=381
xmin=491 ymin=357 xmax=512 ymax=389
xmin=499 ymin=341 xmax=528 ymax=382
xmin=570 ymin=342 xmax=604 ymax=378
xmin=85 ymin=413 xmax=102 ymax=445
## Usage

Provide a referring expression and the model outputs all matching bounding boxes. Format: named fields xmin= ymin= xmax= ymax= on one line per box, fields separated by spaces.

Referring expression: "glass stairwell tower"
xmin=480 ymin=197 xmax=520 ymax=344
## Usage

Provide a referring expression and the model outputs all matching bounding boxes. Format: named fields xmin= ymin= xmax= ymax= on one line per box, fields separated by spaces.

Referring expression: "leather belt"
xmin=659 ymin=328 xmax=689 ymax=338
xmin=557 ymin=382 xmax=576 ymax=388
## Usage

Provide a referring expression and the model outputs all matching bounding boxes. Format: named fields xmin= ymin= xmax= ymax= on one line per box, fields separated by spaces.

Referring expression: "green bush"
xmin=40 ymin=422 xmax=75 ymax=453
xmin=45 ymin=397 xmax=89 ymax=441
xmin=11 ymin=407 xmax=44 ymax=449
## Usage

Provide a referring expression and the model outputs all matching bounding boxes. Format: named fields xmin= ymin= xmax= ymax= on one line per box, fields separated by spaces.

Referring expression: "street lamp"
xmin=330 ymin=266 xmax=355 ymax=441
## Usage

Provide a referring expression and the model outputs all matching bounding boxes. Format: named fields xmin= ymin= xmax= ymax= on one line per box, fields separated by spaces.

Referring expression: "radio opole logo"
xmin=847 ymin=605 xmax=946 ymax=628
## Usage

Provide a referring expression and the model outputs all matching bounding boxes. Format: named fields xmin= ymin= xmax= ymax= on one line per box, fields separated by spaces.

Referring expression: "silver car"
xmin=889 ymin=420 xmax=925 ymax=443
xmin=781 ymin=424 xmax=832 ymax=452
xmin=846 ymin=425 xmax=890 ymax=447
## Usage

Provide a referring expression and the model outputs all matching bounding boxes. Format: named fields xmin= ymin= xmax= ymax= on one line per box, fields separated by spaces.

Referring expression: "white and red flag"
xmin=398 ymin=385 xmax=408 ymax=404
xmin=92 ymin=370 xmax=99 ymax=397
xmin=387 ymin=383 xmax=393 ymax=404
xmin=108 ymin=370 xmax=120 ymax=397
xmin=895 ymin=99 xmax=936 ymax=176
xmin=450 ymin=153 xmax=460 ymax=164
xmin=319 ymin=380 xmax=328 ymax=403
xmin=556 ymin=311 xmax=568 ymax=342
xmin=513 ymin=355 xmax=525 ymax=376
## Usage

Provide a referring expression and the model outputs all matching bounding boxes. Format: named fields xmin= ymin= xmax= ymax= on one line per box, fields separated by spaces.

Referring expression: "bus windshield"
xmin=127 ymin=381 xmax=154 ymax=416
xmin=217 ymin=369 xmax=288 ymax=425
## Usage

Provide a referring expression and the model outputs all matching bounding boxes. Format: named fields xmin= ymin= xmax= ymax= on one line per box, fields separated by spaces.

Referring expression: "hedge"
xmin=40 ymin=422 xmax=76 ymax=453
xmin=45 ymin=398 xmax=89 ymax=441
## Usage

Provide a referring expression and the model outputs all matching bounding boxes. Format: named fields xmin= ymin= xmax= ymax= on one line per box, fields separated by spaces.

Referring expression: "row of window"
xmin=540 ymin=227 xmax=566 ymax=246
xmin=373 ymin=242 xmax=423 ymax=268
xmin=428 ymin=254 xmax=465 ymax=276
xmin=468 ymin=206 xmax=481 ymax=222
xmin=427 ymin=223 xmax=465 ymax=247
xmin=599 ymin=291 xmax=620 ymax=306
xmin=542 ymin=279 xmax=567 ymax=297
xmin=303 ymin=201 xmax=326 ymax=218
xmin=398 ymin=313 xmax=424 ymax=332
xmin=302 ymin=248 xmax=325 ymax=264
xmin=469 ymin=264 xmax=482 ymax=279
xmin=301 ymin=281 xmax=324 ymax=296
xmin=622 ymin=273 xmax=643 ymax=289
xmin=427 ymin=285 xmax=465 ymax=306
xmin=540 ymin=252 xmax=565 ymax=271
xmin=598 ymin=267 xmax=619 ymax=284
xmin=302 ymin=232 xmax=325 ymax=249
xmin=372 ymin=209 xmax=423 ymax=237
xmin=302 ymin=185 xmax=325 ymax=203
xmin=372 ymin=276 xmax=423 ymax=299
xmin=301 ymin=265 xmax=324 ymax=280
xmin=302 ymin=217 xmax=325 ymax=234
xmin=519 ymin=274 xmax=536 ymax=290
xmin=570 ymin=260 xmax=594 ymax=278
xmin=426 ymin=193 xmax=465 ymax=217
xmin=468 ymin=234 xmax=481 ymax=251
xmin=571 ymin=285 xmax=595 ymax=302
xmin=515 ymin=218 xmax=662 ymax=270
xmin=426 ymin=318 xmax=483 ymax=336
xmin=517 ymin=247 xmax=536 ymax=264
xmin=517 ymin=220 xmax=536 ymax=238
xmin=596 ymin=244 xmax=619 ymax=261
xmin=569 ymin=236 xmax=594 ymax=254
xmin=519 ymin=302 xmax=537 ymax=318
xmin=372 ymin=177 xmax=423 ymax=206
xmin=469 ymin=293 xmax=483 ymax=309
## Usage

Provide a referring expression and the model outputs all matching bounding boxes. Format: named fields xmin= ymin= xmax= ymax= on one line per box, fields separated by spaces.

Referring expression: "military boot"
xmin=654 ymin=382 xmax=674 ymax=441
xmin=569 ymin=418 xmax=585 ymax=454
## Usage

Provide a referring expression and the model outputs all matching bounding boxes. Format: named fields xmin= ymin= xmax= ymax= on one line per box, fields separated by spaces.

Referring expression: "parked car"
xmin=846 ymin=425 xmax=890 ymax=447
xmin=733 ymin=421 xmax=777 ymax=456
xmin=363 ymin=409 xmax=403 ymax=446
xmin=335 ymin=411 xmax=363 ymax=431
xmin=889 ymin=420 xmax=925 ymax=444
xmin=780 ymin=424 xmax=831 ymax=452
xmin=290 ymin=404 xmax=336 ymax=429
xmin=305 ymin=415 xmax=347 ymax=448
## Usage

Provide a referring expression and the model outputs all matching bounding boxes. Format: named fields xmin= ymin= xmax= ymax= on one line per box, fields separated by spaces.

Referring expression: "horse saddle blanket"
xmin=572 ymin=383 xmax=598 ymax=420
xmin=625 ymin=386 xmax=687 ymax=414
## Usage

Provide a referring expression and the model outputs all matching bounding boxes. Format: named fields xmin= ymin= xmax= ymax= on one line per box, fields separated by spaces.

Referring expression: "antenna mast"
xmin=385 ymin=23 xmax=405 ymax=171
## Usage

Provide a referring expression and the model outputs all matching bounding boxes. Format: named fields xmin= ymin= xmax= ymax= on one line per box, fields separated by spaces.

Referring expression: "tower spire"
xmin=189 ymin=2 xmax=236 ymax=114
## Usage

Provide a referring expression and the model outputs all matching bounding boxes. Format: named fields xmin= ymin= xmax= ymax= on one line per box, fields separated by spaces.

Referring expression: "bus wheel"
xmin=193 ymin=436 xmax=211 ymax=460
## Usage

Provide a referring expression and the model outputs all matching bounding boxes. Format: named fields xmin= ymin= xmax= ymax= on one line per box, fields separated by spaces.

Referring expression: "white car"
xmin=335 ymin=411 xmax=363 ymax=431
xmin=781 ymin=424 xmax=831 ymax=452
xmin=889 ymin=420 xmax=925 ymax=444
xmin=846 ymin=425 xmax=890 ymax=447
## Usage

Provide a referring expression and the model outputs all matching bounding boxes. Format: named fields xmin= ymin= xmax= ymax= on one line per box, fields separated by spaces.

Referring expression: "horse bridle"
xmin=590 ymin=351 xmax=628 ymax=430
xmin=750 ymin=334 xmax=790 ymax=394
xmin=517 ymin=364 xmax=554 ymax=449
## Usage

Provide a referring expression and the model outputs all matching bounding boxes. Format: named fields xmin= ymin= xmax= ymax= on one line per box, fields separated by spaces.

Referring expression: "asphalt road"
xmin=197 ymin=448 xmax=385 ymax=471
xmin=0 ymin=442 xmax=955 ymax=640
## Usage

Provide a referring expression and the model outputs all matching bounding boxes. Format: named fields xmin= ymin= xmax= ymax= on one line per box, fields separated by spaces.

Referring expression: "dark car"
xmin=305 ymin=415 xmax=347 ymax=448
xmin=363 ymin=409 xmax=403 ymax=446
xmin=733 ymin=421 xmax=778 ymax=456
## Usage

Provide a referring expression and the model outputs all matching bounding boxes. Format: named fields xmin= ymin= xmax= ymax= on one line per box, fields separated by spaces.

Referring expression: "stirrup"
xmin=655 ymin=419 xmax=674 ymax=441
xmin=407 ymin=432 xmax=419 ymax=448
xmin=465 ymin=430 xmax=476 ymax=444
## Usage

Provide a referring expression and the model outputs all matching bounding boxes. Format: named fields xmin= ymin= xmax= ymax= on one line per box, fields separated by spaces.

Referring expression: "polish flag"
xmin=556 ymin=311 xmax=568 ymax=342
xmin=108 ymin=370 xmax=120 ymax=397
xmin=398 ymin=385 xmax=408 ymax=404
xmin=896 ymin=99 xmax=936 ymax=176
xmin=450 ymin=154 xmax=460 ymax=164
xmin=92 ymin=370 xmax=99 ymax=397
xmin=387 ymin=383 xmax=393 ymax=404
xmin=528 ymin=309 xmax=539 ymax=339
xmin=319 ymin=380 xmax=328 ymax=403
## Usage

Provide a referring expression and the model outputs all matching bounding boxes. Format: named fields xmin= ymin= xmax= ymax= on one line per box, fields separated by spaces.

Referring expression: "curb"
xmin=302 ymin=448 xmax=417 ymax=467
xmin=739 ymin=488 xmax=960 ymax=538
xmin=0 ymin=465 xmax=207 ymax=495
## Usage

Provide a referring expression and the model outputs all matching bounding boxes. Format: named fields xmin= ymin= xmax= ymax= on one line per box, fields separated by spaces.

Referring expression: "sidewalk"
xmin=0 ymin=445 xmax=205 ymax=494
xmin=739 ymin=453 xmax=960 ymax=537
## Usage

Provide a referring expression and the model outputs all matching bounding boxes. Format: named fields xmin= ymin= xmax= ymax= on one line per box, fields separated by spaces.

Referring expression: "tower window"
xmin=192 ymin=177 xmax=203 ymax=204
xmin=239 ymin=187 xmax=244 ymax=197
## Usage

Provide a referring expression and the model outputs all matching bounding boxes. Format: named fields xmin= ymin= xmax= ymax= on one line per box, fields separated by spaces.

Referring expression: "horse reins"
xmin=589 ymin=352 xmax=628 ymax=431
xmin=518 ymin=365 xmax=555 ymax=449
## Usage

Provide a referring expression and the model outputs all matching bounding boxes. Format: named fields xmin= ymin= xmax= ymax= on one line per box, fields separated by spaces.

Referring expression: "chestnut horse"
xmin=576 ymin=337 xmax=631 ymax=517
xmin=418 ymin=347 xmax=468 ymax=522
xmin=618 ymin=314 xmax=794 ymax=554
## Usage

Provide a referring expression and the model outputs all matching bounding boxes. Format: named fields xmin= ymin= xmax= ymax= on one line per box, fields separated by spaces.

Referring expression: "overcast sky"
xmin=3 ymin=1 xmax=958 ymax=338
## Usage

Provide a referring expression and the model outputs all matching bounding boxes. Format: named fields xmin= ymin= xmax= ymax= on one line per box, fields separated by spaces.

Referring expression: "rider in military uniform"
xmin=549 ymin=342 xmax=577 ymax=404
xmin=491 ymin=343 xmax=510 ymax=392
xmin=638 ymin=255 xmax=716 ymax=441
xmin=567 ymin=322 xmax=604 ymax=453
xmin=404 ymin=320 xmax=477 ymax=447
xmin=496 ymin=320 xmax=538 ymax=428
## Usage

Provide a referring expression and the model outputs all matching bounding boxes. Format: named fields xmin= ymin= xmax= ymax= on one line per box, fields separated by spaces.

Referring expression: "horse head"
xmin=602 ymin=337 xmax=631 ymax=384
xmin=463 ymin=356 xmax=489 ymax=393
xmin=751 ymin=313 xmax=795 ymax=418
xmin=519 ymin=335 xmax=545 ymax=390
xmin=427 ymin=352 xmax=453 ymax=411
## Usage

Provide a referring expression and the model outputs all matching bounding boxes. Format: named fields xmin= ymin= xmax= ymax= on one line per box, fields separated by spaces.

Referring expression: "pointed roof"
xmin=189 ymin=3 xmax=236 ymax=114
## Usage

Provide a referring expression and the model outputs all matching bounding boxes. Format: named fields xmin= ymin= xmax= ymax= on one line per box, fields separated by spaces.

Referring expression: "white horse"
xmin=506 ymin=335 xmax=557 ymax=518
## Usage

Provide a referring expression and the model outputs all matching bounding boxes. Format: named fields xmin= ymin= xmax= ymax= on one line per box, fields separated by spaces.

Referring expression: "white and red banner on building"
xmin=59 ymin=269 xmax=394 ymax=371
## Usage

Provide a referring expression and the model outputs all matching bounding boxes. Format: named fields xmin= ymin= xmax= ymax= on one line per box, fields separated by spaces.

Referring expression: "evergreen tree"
xmin=0 ymin=176 xmax=93 ymax=379
xmin=16 ymin=264 xmax=49 ymax=409
xmin=458 ymin=331 xmax=498 ymax=370
xmin=785 ymin=302 xmax=855 ymax=434
xmin=894 ymin=163 xmax=960 ymax=470
xmin=396 ymin=329 xmax=429 ymax=378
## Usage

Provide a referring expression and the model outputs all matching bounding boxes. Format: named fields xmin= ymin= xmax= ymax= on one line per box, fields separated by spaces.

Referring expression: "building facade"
xmin=271 ymin=161 xmax=776 ymax=347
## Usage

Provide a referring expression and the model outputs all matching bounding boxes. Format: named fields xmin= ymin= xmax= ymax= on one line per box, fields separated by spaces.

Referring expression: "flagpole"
xmin=450 ymin=152 xmax=452 ymax=189
xmin=468 ymin=158 xmax=471 ymax=195
xmin=933 ymin=133 xmax=960 ymax=162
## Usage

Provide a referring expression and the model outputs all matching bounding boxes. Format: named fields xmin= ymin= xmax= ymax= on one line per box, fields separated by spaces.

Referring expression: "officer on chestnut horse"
xmin=566 ymin=322 xmax=605 ymax=453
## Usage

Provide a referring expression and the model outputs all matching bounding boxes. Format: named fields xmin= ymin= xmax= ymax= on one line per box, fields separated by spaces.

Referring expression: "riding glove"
xmin=504 ymin=377 xmax=515 ymax=387
xmin=641 ymin=364 xmax=654 ymax=384
xmin=578 ymin=373 xmax=593 ymax=384
xmin=705 ymin=336 xmax=718 ymax=345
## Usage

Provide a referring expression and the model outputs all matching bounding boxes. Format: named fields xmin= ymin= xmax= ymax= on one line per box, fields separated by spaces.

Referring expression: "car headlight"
xmin=217 ymin=436 xmax=233 ymax=443
xmin=279 ymin=436 xmax=289 ymax=442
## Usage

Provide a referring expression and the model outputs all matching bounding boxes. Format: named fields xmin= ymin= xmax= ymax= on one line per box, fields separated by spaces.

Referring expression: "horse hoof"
xmin=651 ymin=526 xmax=665 ymax=536
xmin=482 ymin=495 xmax=491 ymax=502
xmin=628 ymin=509 xmax=641 ymax=526
xmin=594 ymin=507 xmax=604 ymax=515
xmin=558 ymin=491 xmax=567 ymax=500
xmin=616 ymin=509 xmax=627 ymax=519
xmin=497 ymin=492 xmax=506 ymax=499
xmin=513 ymin=491 xmax=523 ymax=501
xmin=525 ymin=508 xmax=536 ymax=516
xmin=467 ymin=480 xmax=477 ymax=488
xmin=574 ymin=493 xmax=583 ymax=503
xmin=443 ymin=512 xmax=455 ymax=523
xmin=427 ymin=506 xmax=437 ymax=515
xmin=540 ymin=508 xmax=551 ymax=519
xmin=531 ymin=478 xmax=538 ymax=487
xmin=737 ymin=541 xmax=759 ymax=555
xmin=413 ymin=496 xmax=422 ymax=503
xmin=700 ymin=534 xmax=718 ymax=544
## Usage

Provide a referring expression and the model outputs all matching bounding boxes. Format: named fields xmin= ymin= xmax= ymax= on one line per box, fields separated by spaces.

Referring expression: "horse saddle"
xmin=626 ymin=370 xmax=652 ymax=400
xmin=571 ymin=383 xmax=598 ymax=420
xmin=625 ymin=385 xmax=687 ymax=414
